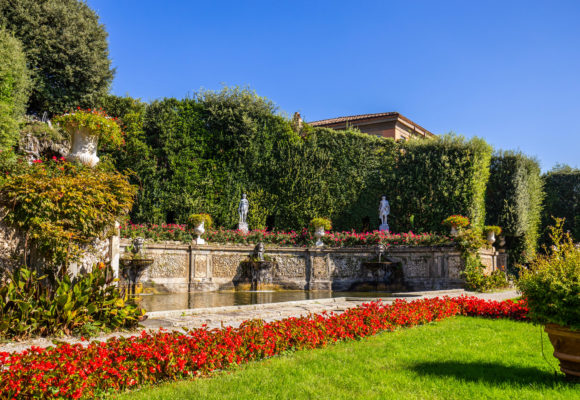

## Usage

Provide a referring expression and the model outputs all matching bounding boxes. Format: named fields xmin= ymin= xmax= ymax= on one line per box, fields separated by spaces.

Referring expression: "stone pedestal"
xmin=379 ymin=223 xmax=389 ymax=232
xmin=238 ymin=222 xmax=249 ymax=234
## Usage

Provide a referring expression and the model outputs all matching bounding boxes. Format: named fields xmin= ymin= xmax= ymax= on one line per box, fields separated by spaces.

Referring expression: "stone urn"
xmin=486 ymin=231 xmax=496 ymax=245
xmin=544 ymin=324 xmax=580 ymax=380
xmin=194 ymin=221 xmax=205 ymax=245
xmin=314 ymin=226 xmax=325 ymax=247
xmin=66 ymin=127 xmax=99 ymax=167
xmin=450 ymin=226 xmax=459 ymax=237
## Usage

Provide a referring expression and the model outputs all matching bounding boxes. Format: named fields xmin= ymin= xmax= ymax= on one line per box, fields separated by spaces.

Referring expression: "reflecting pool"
xmin=139 ymin=291 xmax=408 ymax=312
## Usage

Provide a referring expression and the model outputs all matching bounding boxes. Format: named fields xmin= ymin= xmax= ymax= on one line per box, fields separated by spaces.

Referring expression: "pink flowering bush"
xmin=120 ymin=222 xmax=451 ymax=248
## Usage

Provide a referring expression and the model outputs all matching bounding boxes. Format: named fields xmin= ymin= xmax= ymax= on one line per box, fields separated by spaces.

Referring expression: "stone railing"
xmin=119 ymin=239 xmax=507 ymax=293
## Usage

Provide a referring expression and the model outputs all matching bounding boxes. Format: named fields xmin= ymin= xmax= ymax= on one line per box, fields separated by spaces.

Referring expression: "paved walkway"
xmin=0 ymin=289 xmax=518 ymax=354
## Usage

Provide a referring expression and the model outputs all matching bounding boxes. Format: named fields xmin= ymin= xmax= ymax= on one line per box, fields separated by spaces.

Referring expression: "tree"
xmin=0 ymin=28 xmax=30 ymax=150
xmin=0 ymin=0 xmax=114 ymax=115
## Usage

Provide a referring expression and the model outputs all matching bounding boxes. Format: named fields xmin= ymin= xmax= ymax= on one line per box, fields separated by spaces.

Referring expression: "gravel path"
xmin=0 ymin=288 xmax=519 ymax=354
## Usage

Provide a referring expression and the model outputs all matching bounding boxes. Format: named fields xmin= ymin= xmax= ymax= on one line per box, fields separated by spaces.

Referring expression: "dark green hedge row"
xmin=485 ymin=151 xmax=544 ymax=267
xmin=541 ymin=165 xmax=580 ymax=243
xmin=101 ymin=89 xmax=492 ymax=234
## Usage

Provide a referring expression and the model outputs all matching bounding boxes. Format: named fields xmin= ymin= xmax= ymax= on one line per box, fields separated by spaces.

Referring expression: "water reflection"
xmin=139 ymin=291 xmax=397 ymax=312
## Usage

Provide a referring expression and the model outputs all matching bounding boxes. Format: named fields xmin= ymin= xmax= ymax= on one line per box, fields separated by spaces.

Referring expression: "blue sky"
xmin=88 ymin=0 xmax=580 ymax=171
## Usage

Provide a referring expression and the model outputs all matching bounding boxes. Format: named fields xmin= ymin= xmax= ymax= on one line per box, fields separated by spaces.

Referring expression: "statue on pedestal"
xmin=379 ymin=196 xmax=390 ymax=232
xmin=238 ymin=193 xmax=249 ymax=233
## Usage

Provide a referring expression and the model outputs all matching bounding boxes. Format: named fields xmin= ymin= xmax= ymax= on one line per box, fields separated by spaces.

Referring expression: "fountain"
xmin=355 ymin=244 xmax=405 ymax=291
xmin=236 ymin=242 xmax=278 ymax=291
xmin=120 ymin=237 xmax=154 ymax=296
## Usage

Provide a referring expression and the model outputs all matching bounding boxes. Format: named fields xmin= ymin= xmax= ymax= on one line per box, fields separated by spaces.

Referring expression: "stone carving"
xmin=254 ymin=242 xmax=265 ymax=262
xmin=379 ymin=196 xmax=390 ymax=232
xmin=238 ymin=193 xmax=249 ymax=233
xmin=67 ymin=127 xmax=99 ymax=167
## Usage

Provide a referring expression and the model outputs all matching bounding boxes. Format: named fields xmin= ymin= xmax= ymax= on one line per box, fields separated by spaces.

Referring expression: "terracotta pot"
xmin=544 ymin=323 xmax=580 ymax=380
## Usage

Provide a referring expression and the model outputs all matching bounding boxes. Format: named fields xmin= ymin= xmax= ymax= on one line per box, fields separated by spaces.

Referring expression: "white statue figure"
xmin=238 ymin=193 xmax=249 ymax=233
xmin=379 ymin=195 xmax=390 ymax=232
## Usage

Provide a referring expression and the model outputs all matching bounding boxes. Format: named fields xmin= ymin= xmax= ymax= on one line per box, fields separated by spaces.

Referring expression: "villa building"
xmin=309 ymin=112 xmax=435 ymax=140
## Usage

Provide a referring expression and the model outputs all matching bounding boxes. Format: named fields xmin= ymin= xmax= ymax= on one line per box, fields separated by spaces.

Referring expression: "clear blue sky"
xmin=88 ymin=0 xmax=580 ymax=171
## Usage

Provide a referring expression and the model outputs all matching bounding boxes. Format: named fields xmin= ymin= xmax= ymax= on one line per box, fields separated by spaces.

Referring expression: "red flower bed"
xmin=454 ymin=295 xmax=529 ymax=321
xmin=0 ymin=297 xmax=528 ymax=399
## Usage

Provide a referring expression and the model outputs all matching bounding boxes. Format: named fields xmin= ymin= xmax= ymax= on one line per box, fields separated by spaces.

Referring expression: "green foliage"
xmin=0 ymin=265 xmax=142 ymax=339
xmin=0 ymin=159 xmax=136 ymax=271
xmin=108 ymin=89 xmax=492 ymax=235
xmin=310 ymin=218 xmax=332 ymax=230
xmin=517 ymin=219 xmax=580 ymax=329
xmin=0 ymin=0 xmax=113 ymax=114
xmin=541 ymin=164 xmax=580 ymax=243
xmin=485 ymin=151 xmax=544 ymax=267
xmin=484 ymin=225 xmax=502 ymax=235
xmin=442 ymin=215 xmax=470 ymax=228
xmin=0 ymin=28 xmax=30 ymax=150
xmin=54 ymin=108 xmax=124 ymax=148
xmin=187 ymin=213 xmax=213 ymax=229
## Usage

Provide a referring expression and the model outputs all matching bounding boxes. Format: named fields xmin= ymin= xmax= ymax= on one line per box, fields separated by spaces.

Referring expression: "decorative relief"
xmin=147 ymin=252 xmax=187 ymax=278
xmin=272 ymin=255 xmax=306 ymax=278
xmin=447 ymin=256 xmax=462 ymax=279
xmin=329 ymin=255 xmax=363 ymax=278
xmin=402 ymin=256 xmax=430 ymax=278
xmin=212 ymin=254 xmax=246 ymax=278
xmin=312 ymin=256 xmax=328 ymax=279
xmin=195 ymin=255 xmax=207 ymax=278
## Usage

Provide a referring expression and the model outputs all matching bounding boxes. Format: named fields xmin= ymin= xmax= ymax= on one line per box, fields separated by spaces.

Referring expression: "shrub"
xmin=442 ymin=215 xmax=470 ymax=228
xmin=541 ymin=165 xmax=580 ymax=243
xmin=53 ymin=108 xmax=124 ymax=148
xmin=484 ymin=225 xmax=502 ymax=235
xmin=0 ymin=158 xmax=136 ymax=272
xmin=0 ymin=28 xmax=30 ymax=150
xmin=0 ymin=264 xmax=142 ymax=339
xmin=187 ymin=213 xmax=213 ymax=229
xmin=485 ymin=151 xmax=544 ymax=267
xmin=309 ymin=217 xmax=332 ymax=230
xmin=517 ymin=219 xmax=580 ymax=329
xmin=0 ymin=0 xmax=114 ymax=114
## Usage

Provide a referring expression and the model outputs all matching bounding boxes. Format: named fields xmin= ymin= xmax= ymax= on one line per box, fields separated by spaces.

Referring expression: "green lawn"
xmin=116 ymin=317 xmax=576 ymax=400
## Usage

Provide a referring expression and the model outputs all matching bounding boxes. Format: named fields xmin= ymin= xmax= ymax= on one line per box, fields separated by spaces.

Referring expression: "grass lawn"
xmin=116 ymin=317 xmax=576 ymax=400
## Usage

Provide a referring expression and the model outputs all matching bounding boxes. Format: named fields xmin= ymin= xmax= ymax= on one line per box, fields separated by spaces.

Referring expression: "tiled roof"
xmin=309 ymin=112 xmax=400 ymax=126
xmin=308 ymin=112 xmax=435 ymax=137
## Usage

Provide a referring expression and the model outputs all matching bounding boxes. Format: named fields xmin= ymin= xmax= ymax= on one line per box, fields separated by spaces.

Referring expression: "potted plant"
xmin=187 ymin=213 xmax=213 ymax=245
xmin=54 ymin=108 xmax=124 ymax=167
xmin=442 ymin=215 xmax=470 ymax=236
xmin=517 ymin=218 xmax=580 ymax=380
xmin=484 ymin=225 xmax=502 ymax=245
xmin=310 ymin=218 xmax=332 ymax=247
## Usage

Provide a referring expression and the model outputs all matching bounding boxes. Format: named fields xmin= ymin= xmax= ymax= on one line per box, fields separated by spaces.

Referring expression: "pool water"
xmin=138 ymin=291 xmax=409 ymax=312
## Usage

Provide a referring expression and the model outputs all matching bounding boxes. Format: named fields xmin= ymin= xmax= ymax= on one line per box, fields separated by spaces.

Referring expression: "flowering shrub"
xmin=120 ymin=222 xmax=452 ymax=248
xmin=442 ymin=215 xmax=470 ymax=228
xmin=0 ymin=296 xmax=529 ymax=399
xmin=53 ymin=108 xmax=124 ymax=148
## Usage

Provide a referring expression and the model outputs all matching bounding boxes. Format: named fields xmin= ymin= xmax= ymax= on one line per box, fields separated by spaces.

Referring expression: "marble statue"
xmin=379 ymin=196 xmax=390 ymax=232
xmin=238 ymin=193 xmax=249 ymax=233
xmin=254 ymin=242 xmax=265 ymax=262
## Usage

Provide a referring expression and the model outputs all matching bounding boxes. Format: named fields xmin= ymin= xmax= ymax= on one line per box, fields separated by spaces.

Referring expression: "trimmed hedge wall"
xmin=103 ymin=89 xmax=492 ymax=235
xmin=485 ymin=151 xmax=544 ymax=267
xmin=541 ymin=165 xmax=580 ymax=243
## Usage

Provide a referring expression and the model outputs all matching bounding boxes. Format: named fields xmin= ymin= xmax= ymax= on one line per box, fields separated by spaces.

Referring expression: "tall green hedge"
xmin=104 ymin=89 xmax=493 ymax=235
xmin=541 ymin=165 xmax=580 ymax=243
xmin=485 ymin=151 xmax=544 ymax=267
xmin=0 ymin=28 xmax=30 ymax=150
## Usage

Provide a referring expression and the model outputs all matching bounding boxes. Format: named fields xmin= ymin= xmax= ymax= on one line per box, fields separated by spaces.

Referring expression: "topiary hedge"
xmin=541 ymin=165 xmax=580 ymax=244
xmin=485 ymin=151 xmax=544 ymax=268
xmin=104 ymin=88 xmax=493 ymax=235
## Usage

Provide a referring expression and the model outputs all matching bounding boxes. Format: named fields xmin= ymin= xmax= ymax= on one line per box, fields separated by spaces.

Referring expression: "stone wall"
xmin=120 ymin=240 xmax=508 ymax=293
